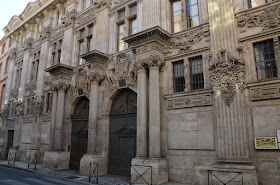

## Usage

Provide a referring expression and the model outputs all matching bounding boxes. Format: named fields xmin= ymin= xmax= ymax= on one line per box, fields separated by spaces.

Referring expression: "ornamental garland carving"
xmin=165 ymin=26 xmax=210 ymax=54
xmin=70 ymin=66 xmax=90 ymax=98
xmin=77 ymin=6 xmax=96 ymax=26
xmin=209 ymin=49 xmax=245 ymax=106
xmin=237 ymin=4 xmax=280 ymax=30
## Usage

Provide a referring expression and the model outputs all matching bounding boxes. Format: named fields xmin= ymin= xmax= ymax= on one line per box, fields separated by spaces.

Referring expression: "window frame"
xmin=189 ymin=55 xmax=204 ymax=90
xmin=172 ymin=60 xmax=186 ymax=93
xmin=248 ymin=0 xmax=268 ymax=9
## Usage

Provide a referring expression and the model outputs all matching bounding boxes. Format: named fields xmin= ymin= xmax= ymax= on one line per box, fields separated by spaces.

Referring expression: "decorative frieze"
xmin=237 ymin=2 xmax=280 ymax=31
xmin=23 ymin=116 xmax=34 ymax=124
xmin=166 ymin=93 xmax=212 ymax=110
xmin=209 ymin=49 xmax=245 ymax=106
xmin=164 ymin=26 xmax=210 ymax=55
xmin=42 ymin=113 xmax=51 ymax=122
xmin=250 ymin=84 xmax=280 ymax=101
xmin=77 ymin=7 xmax=96 ymax=26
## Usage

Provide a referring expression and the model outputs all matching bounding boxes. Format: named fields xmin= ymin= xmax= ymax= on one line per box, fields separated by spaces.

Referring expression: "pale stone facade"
xmin=1 ymin=0 xmax=280 ymax=184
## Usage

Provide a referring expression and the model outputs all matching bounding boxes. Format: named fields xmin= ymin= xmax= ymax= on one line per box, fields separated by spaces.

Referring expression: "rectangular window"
xmin=118 ymin=24 xmax=125 ymax=51
xmin=190 ymin=56 xmax=204 ymax=90
xmin=129 ymin=4 xmax=137 ymax=14
xmin=172 ymin=0 xmax=183 ymax=33
xmin=83 ymin=0 xmax=87 ymax=10
xmin=173 ymin=60 xmax=185 ymax=93
xmin=254 ymin=39 xmax=277 ymax=80
xmin=187 ymin=0 xmax=200 ymax=28
xmin=87 ymin=36 xmax=93 ymax=52
xmin=129 ymin=18 xmax=137 ymax=35
xmin=249 ymin=0 xmax=268 ymax=8
xmin=118 ymin=9 xmax=126 ymax=20
xmin=88 ymin=25 xmax=94 ymax=34
xmin=45 ymin=92 xmax=52 ymax=113
xmin=80 ymin=29 xmax=85 ymax=38
xmin=5 ymin=59 xmax=9 ymax=74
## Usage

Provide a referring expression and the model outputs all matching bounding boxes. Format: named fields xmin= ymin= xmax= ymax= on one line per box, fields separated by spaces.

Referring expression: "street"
xmin=0 ymin=166 xmax=80 ymax=185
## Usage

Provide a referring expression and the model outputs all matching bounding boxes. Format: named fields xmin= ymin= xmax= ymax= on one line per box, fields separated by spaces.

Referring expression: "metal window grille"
xmin=253 ymin=39 xmax=277 ymax=80
xmin=173 ymin=60 xmax=185 ymax=93
xmin=190 ymin=56 xmax=204 ymax=90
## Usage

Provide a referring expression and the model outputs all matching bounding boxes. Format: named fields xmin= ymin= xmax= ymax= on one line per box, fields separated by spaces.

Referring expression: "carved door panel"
xmin=6 ymin=130 xmax=14 ymax=158
xmin=70 ymin=120 xmax=88 ymax=170
xmin=109 ymin=89 xmax=137 ymax=176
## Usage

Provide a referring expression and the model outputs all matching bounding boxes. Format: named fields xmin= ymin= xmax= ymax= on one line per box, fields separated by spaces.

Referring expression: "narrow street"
xmin=0 ymin=166 xmax=80 ymax=185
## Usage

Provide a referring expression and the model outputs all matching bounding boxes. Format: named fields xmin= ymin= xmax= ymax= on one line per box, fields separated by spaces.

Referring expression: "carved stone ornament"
xmin=69 ymin=66 xmax=90 ymax=98
xmin=61 ymin=9 xmax=77 ymax=27
xmin=25 ymin=83 xmax=36 ymax=96
xmin=9 ymin=48 xmax=17 ymax=60
xmin=1 ymin=104 xmax=10 ymax=119
xmin=165 ymin=26 xmax=210 ymax=54
xmin=32 ymin=96 xmax=44 ymax=115
xmin=88 ymin=71 xmax=105 ymax=84
xmin=10 ymin=88 xmax=19 ymax=101
xmin=94 ymin=0 xmax=108 ymax=9
xmin=147 ymin=55 xmax=165 ymax=68
xmin=23 ymin=37 xmax=33 ymax=51
xmin=39 ymin=26 xmax=52 ymax=40
xmin=209 ymin=49 xmax=245 ymax=106
xmin=105 ymin=53 xmax=137 ymax=87
xmin=237 ymin=4 xmax=280 ymax=30
xmin=77 ymin=6 xmax=96 ymax=26
xmin=55 ymin=82 xmax=70 ymax=91
xmin=16 ymin=101 xmax=25 ymax=116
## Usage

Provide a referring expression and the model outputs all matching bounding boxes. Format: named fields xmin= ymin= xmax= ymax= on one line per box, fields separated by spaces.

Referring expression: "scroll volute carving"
xmin=209 ymin=49 xmax=245 ymax=106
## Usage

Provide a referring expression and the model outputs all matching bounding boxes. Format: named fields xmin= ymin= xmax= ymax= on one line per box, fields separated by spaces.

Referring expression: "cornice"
xmin=45 ymin=63 xmax=74 ymax=76
xmin=81 ymin=50 xmax=109 ymax=64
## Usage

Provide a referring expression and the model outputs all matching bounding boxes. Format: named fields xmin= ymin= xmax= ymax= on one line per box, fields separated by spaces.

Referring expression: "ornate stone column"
xmin=54 ymin=82 xmax=68 ymax=151
xmin=87 ymin=72 xmax=104 ymax=154
xmin=147 ymin=56 xmax=164 ymax=158
xmin=49 ymin=87 xmax=58 ymax=150
xmin=136 ymin=60 xmax=148 ymax=158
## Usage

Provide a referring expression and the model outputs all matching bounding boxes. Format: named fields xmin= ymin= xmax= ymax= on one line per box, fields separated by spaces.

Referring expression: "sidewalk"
xmin=0 ymin=160 xmax=185 ymax=185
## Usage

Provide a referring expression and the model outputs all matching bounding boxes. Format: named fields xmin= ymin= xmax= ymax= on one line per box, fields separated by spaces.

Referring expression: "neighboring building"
xmin=0 ymin=36 xmax=10 ymax=158
xmin=0 ymin=0 xmax=280 ymax=184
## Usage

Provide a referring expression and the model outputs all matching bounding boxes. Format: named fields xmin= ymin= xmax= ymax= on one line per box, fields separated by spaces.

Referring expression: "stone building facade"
xmin=1 ymin=0 xmax=280 ymax=184
xmin=0 ymin=36 xmax=10 ymax=159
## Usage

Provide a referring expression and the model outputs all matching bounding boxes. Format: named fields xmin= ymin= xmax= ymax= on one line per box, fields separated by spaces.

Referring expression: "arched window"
xmin=5 ymin=57 xmax=9 ymax=74
xmin=0 ymin=84 xmax=6 ymax=110
xmin=1 ymin=43 xmax=6 ymax=54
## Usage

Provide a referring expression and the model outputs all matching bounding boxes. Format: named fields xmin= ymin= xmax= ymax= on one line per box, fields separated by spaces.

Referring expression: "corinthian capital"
xmin=55 ymin=82 xmax=70 ymax=91
xmin=147 ymin=55 xmax=165 ymax=68
xmin=136 ymin=59 xmax=148 ymax=71
xmin=88 ymin=71 xmax=105 ymax=84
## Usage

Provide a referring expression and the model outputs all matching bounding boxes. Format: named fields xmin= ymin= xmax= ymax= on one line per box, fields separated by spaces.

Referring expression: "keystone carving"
xmin=209 ymin=49 xmax=245 ymax=106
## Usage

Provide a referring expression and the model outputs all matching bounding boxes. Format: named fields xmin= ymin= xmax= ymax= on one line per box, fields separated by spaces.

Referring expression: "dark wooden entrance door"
xmin=6 ymin=130 xmax=14 ymax=158
xmin=70 ymin=97 xmax=89 ymax=170
xmin=109 ymin=89 xmax=137 ymax=176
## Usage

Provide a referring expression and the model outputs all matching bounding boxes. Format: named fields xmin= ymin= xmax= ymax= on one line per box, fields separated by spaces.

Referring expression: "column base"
xmin=43 ymin=151 xmax=70 ymax=170
xmin=131 ymin=157 xmax=168 ymax=185
xmin=80 ymin=153 xmax=107 ymax=176
xmin=211 ymin=163 xmax=258 ymax=185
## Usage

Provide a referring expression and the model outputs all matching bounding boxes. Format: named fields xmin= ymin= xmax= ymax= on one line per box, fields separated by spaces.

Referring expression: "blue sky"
xmin=0 ymin=0 xmax=34 ymax=39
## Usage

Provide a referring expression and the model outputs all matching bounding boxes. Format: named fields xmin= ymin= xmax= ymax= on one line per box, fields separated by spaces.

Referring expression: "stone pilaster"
xmin=135 ymin=60 xmax=148 ymax=158
xmin=49 ymin=87 xmax=58 ymax=150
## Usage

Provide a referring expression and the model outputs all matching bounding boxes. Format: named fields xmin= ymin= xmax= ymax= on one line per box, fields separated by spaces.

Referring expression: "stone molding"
xmin=77 ymin=6 xmax=96 ymax=27
xmin=81 ymin=50 xmax=109 ymax=64
xmin=250 ymin=83 xmax=280 ymax=101
xmin=166 ymin=92 xmax=212 ymax=110
xmin=209 ymin=49 xmax=245 ymax=106
xmin=236 ymin=2 xmax=280 ymax=31
xmin=164 ymin=25 xmax=210 ymax=55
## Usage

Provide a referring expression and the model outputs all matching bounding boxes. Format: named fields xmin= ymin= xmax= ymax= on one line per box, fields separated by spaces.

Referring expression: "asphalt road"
xmin=0 ymin=166 xmax=79 ymax=185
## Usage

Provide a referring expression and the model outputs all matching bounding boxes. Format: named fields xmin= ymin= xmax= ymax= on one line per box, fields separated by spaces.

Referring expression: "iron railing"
xmin=131 ymin=165 xmax=152 ymax=185
xmin=208 ymin=170 xmax=243 ymax=185
xmin=7 ymin=153 xmax=16 ymax=166
xmin=89 ymin=162 xmax=99 ymax=184
xmin=27 ymin=154 xmax=37 ymax=170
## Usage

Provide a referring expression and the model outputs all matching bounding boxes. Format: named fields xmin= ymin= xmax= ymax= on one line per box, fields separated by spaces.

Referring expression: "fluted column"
xmin=136 ymin=61 xmax=148 ymax=158
xmin=87 ymin=72 xmax=104 ymax=154
xmin=148 ymin=56 xmax=164 ymax=158
xmin=49 ymin=88 xmax=58 ymax=150
xmin=54 ymin=83 xmax=68 ymax=151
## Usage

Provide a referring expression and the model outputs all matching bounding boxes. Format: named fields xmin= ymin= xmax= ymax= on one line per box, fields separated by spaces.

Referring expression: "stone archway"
xmin=70 ymin=96 xmax=89 ymax=170
xmin=108 ymin=88 xmax=137 ymax=176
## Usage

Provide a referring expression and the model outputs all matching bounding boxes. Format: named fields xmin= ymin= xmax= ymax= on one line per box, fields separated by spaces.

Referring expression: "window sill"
xmin=247 ymin=78 xmax=280 ymax=88
xmin=165 ymin=88 xmax=212 ymax=99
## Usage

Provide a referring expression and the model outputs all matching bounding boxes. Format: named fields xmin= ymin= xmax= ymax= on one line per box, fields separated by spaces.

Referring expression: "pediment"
xmin=21 ymin=1 xmax=39 ymax=17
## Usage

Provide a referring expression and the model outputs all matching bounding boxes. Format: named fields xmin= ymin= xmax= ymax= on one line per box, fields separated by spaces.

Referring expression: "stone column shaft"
xmin=88 ymin=81 xmax=99 ymax=154
xmin=136 ymin=68 xmax=148 ymax=158
xmin=49 ymin=90 xmax=58 ymax=150
xmin=149 ymin=66 xmax=161 ymax=158
xmin=54 ymin=89 xmax=65 ymax=151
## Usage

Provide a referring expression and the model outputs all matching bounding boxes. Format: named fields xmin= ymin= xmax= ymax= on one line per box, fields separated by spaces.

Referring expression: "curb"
xmin=0 ymin=162 xmax=92 ymax=185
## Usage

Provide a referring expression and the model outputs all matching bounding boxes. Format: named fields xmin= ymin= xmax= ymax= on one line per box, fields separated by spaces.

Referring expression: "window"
xmin=52 ymin=40 xmax=62 ymax=65
xmin=129 ymin=4 xmax=137 ymax=14
xmin=87 ymin=25 xmax=94 ymax=52
xmin=254 ymin=39 xmax=277 ymax=80
xmin=187 ymin=0 xmax=200 ymax=28
xmin=172 ymin=0 xmax=183 ymax=33
xmin=118 ymin=24 xmax=125 ymax=51
xmin=0 ymin=64 xmax=2 ymax=77
xmin=118 ymin=9 xmax=125 ymax=20
xmin=171 ymin=0 xmax=200 ymax=33
xmin=1 ymin=43 xmax=6 ymax=54
xmin=27 ymin=97 xmax=34 ymax=115
xmin=80 ymin=29 xmax=85 ymax=38
xmin=0 ymin=85 xmax=5 ymax=111
xmin=189 ymin=56 xmax=204 ymax=90
xmin=129 ymin=4 xmax=137 ymax=35
xmin=45 ymin=92 xmax=52 ymax=113
xmin=88 ymin=25 xmax=94 ymax=34
xmin=248 ymin=0 xmax=268 ymax=8
xmin=5 ymin=58 xmax=9 ymax=74
xmin=31 ymin=52 xmax=40 ymax=82
xmin=173 ymin=60 xmax=185 ymax=92
xmin=56 ymin=11 xmax=60 ymax=26
xmin=83 ymin=0 xmax=87 ymax=10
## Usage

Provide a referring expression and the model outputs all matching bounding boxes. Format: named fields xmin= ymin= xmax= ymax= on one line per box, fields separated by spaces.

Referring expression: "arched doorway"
xmin=70 ymin=97 xmax=89 ymax=170
xmin=108 ymin=88 xmax=137 ymax=176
